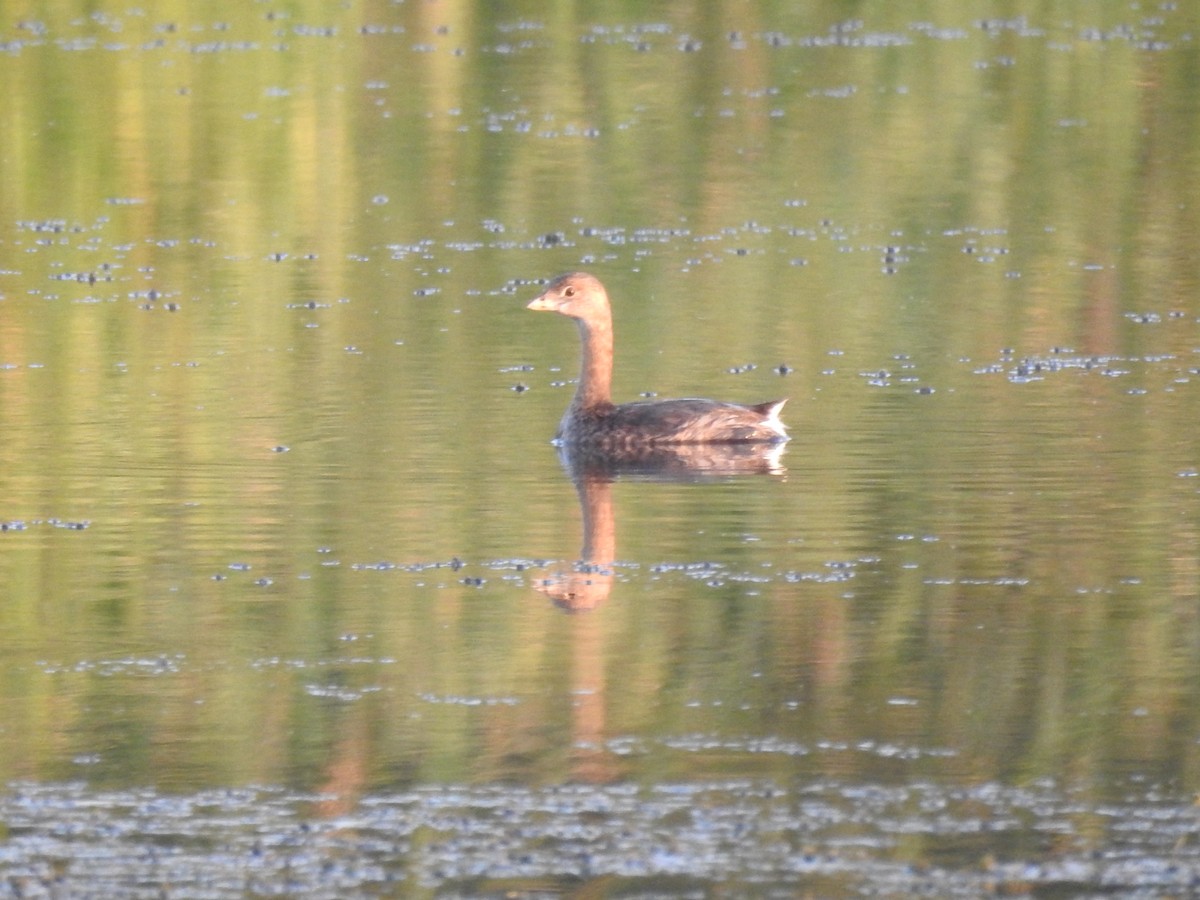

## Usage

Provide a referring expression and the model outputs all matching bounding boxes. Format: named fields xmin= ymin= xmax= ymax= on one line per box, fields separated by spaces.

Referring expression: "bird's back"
xmin=559 ymin=397 xmax=788 ymax=446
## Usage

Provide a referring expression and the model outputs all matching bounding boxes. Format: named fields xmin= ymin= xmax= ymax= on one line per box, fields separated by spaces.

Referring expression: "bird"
xmin=526 ymin=272 xmax=788 ymax=447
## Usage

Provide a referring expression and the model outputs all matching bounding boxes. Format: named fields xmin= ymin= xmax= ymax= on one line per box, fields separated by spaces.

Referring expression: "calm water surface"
xmin=1 ymin=1 xmax=1199 ymax=896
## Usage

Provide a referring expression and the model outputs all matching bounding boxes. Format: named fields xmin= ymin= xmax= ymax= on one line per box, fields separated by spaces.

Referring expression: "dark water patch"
xmin=923 ymin=576 xmax=1030 ymax=588
xmin=966 ymin=349 xmax=1198 ymax=386
xmin=36 ymin=655 xmax=184 ymax=677
xmin=417 ymin=693 xmax=519 ymax=708
xmin=0 ymin=518 xmax=90 ymax=532
xmin=646 ymin=557 xmax=867 ymax=589
xmin=348 ymin=557 xmax=471 ymax=574
xmin=653 ymin=734 xmax=960 ymax=764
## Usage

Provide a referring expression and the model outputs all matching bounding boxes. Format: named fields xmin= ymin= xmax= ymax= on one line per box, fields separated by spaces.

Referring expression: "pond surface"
xmin=2 ymin=1 xmax=1200 ymax=896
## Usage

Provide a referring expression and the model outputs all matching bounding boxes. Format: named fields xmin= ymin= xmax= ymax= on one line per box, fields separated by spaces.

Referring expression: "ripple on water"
xmin=0 ymin=778 xmax=1197 ymax=897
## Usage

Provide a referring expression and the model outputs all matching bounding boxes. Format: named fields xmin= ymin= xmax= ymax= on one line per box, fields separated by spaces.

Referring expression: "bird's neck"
xmin=572 ymin=315 xmax=614 ymax=410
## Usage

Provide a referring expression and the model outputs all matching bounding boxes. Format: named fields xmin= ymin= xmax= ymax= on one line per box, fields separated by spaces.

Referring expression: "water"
xmin=1 ymin=2 xmax=1200 ymax=896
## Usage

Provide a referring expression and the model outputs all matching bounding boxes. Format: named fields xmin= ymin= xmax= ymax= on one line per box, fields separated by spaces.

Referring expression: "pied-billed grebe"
xmin=527 ymin=272 xmax=788 ymax=446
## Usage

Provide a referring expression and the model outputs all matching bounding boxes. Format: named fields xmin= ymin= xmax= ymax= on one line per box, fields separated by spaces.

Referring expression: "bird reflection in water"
xmin=531 ymin=440 xmax=787 ymax=782
xmin=533 ymin=440 xmax=788 ymax=612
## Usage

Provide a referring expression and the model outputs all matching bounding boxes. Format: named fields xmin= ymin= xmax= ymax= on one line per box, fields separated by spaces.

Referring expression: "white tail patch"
xmin=764 ymin=399 xmax=789 ymax=440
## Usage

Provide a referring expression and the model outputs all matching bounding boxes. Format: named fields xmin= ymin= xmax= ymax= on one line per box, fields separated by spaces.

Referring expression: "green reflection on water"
xmin=0 ymin=0 xmax=1198 ymax=825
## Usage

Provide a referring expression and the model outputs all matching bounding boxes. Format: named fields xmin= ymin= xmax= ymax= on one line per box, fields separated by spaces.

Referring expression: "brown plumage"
xmin=527 ymin=272 xmax=788 ymax=446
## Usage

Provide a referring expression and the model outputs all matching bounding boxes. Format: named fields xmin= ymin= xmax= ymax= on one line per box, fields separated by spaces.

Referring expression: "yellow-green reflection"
xmin=0 ymin=2 xmax=1197 ymax=827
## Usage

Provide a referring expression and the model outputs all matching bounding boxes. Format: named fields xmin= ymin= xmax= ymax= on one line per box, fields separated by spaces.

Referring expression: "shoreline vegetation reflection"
xmin=0 ymin=1 xmax=1199 ymax=896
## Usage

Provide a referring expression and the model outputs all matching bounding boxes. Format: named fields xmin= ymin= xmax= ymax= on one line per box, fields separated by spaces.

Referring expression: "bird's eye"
xmin=564 ymin=286 xmax=575 ymax=297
